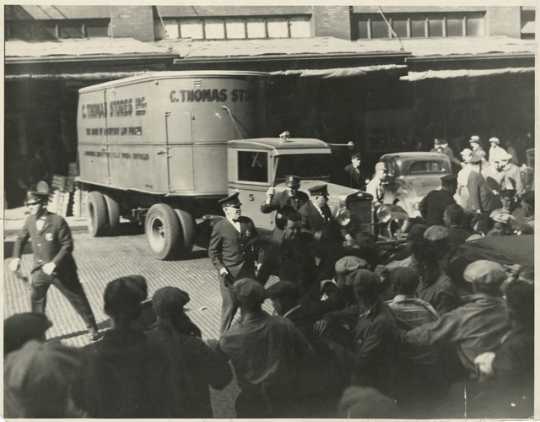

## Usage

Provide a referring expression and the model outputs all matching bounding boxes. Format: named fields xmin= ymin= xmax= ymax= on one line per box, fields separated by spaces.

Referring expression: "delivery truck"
xmin=77 ymin=71 xmax=376 ymax=259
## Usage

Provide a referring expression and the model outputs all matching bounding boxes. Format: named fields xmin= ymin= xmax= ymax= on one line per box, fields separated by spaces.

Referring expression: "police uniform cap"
xmin=218 ymin=192 xmax=241 ymax=208
xmin=25 ymin=191 xmax=48 ymax=205
xmin=335 ymin=256 xmax=368 ymax=276
xmin=463 ymin=260 xmax=507 ymax=286
xmin=285 ymin=175 xmax=301 ymax=188
xmin=423 ymin=225 xmax=449 ymax=242
xmin=308 ymin=184 xmax=328 ymax=197
xmin=266 ymin=281 xmax=299 ymax=299
xmin=489 ymin=137 xmax=500 ymax=144
xmin=234 ymin=278 xmax=266 ymax=306
xmin=152 ymin=286 xmax=190 ymax=317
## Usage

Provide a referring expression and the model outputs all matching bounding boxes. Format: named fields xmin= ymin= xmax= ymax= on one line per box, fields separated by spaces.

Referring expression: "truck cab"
xmin=227 ymin=137 xmax=373 ymax=234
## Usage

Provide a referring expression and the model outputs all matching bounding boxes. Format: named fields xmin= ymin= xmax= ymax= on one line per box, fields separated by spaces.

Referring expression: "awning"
xmin=271 ymin=64 xmax=407 ymax=78
xmin=5 ymin=72 xmax=145 ymax=80
xmin=401 ymin=66 xmax=534 ymax=82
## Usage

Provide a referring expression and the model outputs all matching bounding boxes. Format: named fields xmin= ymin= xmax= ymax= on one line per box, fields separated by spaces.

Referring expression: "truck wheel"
xmin=145 ymin=203 xmax=181 ymax=260
xmin=87 ymin=191 xmax=109 ymax=237
xmin=174 ymin=209 xmax=196 ymax=257
xmin=103 ymin=194 xmax=120 ymax=233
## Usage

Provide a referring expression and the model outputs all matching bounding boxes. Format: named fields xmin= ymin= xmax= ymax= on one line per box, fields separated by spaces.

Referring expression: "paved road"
xmin=3 ymin=226 xmax=281 ymax=417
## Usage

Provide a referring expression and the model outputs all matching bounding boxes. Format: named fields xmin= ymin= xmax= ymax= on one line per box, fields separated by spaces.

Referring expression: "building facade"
xmin=4 ymin=5 xmax=536 ymax=206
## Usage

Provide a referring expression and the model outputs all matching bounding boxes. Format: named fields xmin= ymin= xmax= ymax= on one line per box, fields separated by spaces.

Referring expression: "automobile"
xmin=377 ymin=151 xmax=452 ymax=218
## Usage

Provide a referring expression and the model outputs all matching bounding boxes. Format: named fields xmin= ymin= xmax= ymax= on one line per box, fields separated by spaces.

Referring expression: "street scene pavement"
xmin=3 ymin=223 xmax=278 ymax=417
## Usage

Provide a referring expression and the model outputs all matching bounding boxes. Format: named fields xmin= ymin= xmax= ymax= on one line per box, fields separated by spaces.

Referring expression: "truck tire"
xmin=145 ymin=203 xmax=181 ymax=260
xmin=174 ymin=209 xmax=196 ymax=257
xmin=103 ymin=193 xmax=120 ymax=233
xmin=88 ymin=191 xmax=109 ymax=237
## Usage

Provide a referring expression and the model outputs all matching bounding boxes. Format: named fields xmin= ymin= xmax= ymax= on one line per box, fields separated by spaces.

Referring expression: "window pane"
xmin=164 ymin=20 xmax=179 ymax=39
xmin=247 ymin=19 xmax=266 ymax=38
xmin=446 ymin=16 xmax=463 ymax=36
xmin=356 ymin=17 xmax=369 ymax=39
xmin=371 ymin=17 xmax=388 ymax=38
xmin=180 ymin=20 xmax=203 ymax=39
xmin=267 ymin=19 xmax=288 ymax=38
xmin=205 ymin=19 xmax=225 ymax=39
xmin=86 ymin=23 xmax=108 ymax=37
xmin=238 ymin=151 xmax=268 ymax=182
xmin=60 ymin=23 xmax=82 ymax=38
xmin=428 ymin=17 xmax=443 ymax=37
xmin=226 ymin=19 xmax=246 ymax=39
xmin=467 ymin=16 xmax=484 ymax=36
xmin=391 ymin=19 xmax=408 ymax=38
xmin=411 ymin=18 xmax=425 ymax=37
xmin=290 ymin=16 xmax=311 ymax=38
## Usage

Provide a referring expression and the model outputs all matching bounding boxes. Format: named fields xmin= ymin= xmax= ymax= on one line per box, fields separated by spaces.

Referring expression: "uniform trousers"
xmin=219 ymin=264 xmax=256 ymax=335
xmin=31 ymin=269 xmax=98 ymax=331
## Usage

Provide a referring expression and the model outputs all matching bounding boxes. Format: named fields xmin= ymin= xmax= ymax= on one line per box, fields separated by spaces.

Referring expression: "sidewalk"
xmin=3 ymin=207 xmax=89 ymax=237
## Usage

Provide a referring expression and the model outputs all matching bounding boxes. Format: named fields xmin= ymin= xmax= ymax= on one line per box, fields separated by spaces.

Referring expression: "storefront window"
xmin=356 ymin=17 xmax=369 ymax=39
xmin=446 ymin=16 xmax=464 ymax=36
xmin=85 ymin=22 xmax=109 ymax=37
xmin=371 ymin=17 xmax=388 ymax=38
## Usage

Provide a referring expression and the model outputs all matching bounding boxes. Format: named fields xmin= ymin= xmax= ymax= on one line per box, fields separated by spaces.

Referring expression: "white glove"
xmin=9 ymin=258 xmax=20 ymax=273
xmin=474 ymin=352 xmax=496 ymax=377
xmin=42 ymin=262 xmax=56 ymax=275
xmin=219 ymin=267 xmax=229 ymax=277
xmin=266 ymin=187 xmax=275 ymax=198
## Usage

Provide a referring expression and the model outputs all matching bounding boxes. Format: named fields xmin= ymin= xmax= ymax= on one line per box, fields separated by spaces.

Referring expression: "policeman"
xmin=9 ymin=189 xmax=100 ymax=341
xmin=208 ymin=192 xmax=259 ymax=334
xmin=262 ymin=175 xmax=309 ymax=215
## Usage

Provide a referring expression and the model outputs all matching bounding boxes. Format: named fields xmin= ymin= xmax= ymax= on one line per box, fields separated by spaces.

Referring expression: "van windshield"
xmin=274 ymin=154 xmax=331 ymax=183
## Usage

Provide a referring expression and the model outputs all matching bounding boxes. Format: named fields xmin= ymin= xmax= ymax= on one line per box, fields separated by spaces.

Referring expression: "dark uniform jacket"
xmin=419 ymin=189 xmax=456 ymax=226
xmin=208 ymin=216 xmax=258 ymax=279
xmin=13 ymin=211 xmax=77 ymax=274
xmin=260 ymin=190 xmax=309 ymax=214
xmin=467 ymin=171 xmax=502 ymax=214
xmin=299 ymin=201 xmax=333 ymax=233
xmin=344 ymin=164 xmax=366 ymax=191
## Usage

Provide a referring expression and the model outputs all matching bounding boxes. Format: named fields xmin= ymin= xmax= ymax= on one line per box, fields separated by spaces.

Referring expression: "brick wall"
xmin=312 ymin=6 xmax=352 ymax=40
xmin=486 ymin=7 xmax=521 ymax=37
xmin=110 ymin=6 xmax=155 ymax=41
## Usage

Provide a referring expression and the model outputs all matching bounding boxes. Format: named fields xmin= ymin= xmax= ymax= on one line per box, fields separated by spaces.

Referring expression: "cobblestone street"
xmin=3 ymin=225 xmax=260 ymax=417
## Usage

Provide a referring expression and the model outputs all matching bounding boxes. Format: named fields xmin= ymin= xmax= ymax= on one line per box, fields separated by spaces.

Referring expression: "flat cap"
xmin=103 ymin=275 xmax=147 ymax=317
xmin=234 ymin=278 xmax=266 ymax=305
xmin=5 ymin=313 xmax=52 ymax=356
xmin=488 ymin=137 xmax=500 ymax=144
xmin=218 ymin=191 xmax=241 ymax=208
xmin=152 ymin=287 xmax=190 ymax=317
xmin=470 ymin=135 xmax=480 ymax=143
xmin=266 ymin=280 xmax=299 ymax=299
xmin=308 ymin=184 xmax=328 ymax=196
xmin=335 ymin=256 xmax=368 ymax=276
xmin=463 ymin=260 xmax=507 ymax=286
xmin=423 ymin=225 xmax=449 ymax=242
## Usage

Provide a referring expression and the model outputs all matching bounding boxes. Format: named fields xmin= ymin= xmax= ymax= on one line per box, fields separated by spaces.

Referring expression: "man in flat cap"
xmin=488 ymin=137 xmax=507 ymax=165
xmin=218 ymin=277 xmax=312 ymax=417
xmin=344 ymin=152 xmax=367 ymax=191
xmin=9 ymin=188 xmax=99 ymax=341
xmin=494 ymin=150 xmax=524 ymax=196
xmin=467 ymin=151 xmax=502 ymax=215
xmin=469 ymin=135 xmax=486 ymax=156
xmin=419 ymin=174 xmax=457 ymax=226
xmin=209 ymin=191 xmax=259 ymax=334
xmin=146 ymin=287 xmax=232 ymax=417
xmin=406 ymin=260 xmax=510 ymax=375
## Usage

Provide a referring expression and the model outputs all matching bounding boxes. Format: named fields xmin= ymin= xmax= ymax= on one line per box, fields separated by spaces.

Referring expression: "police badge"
xmin=45 ymin=232 xmax=53 ymax=241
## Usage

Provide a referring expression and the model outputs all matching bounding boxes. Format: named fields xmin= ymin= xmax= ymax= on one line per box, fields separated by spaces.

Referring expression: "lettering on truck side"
xmin=81 ymin=97 xmax=147 ymax=119
xmin=169 ymin=88 xmax=253 ymax=103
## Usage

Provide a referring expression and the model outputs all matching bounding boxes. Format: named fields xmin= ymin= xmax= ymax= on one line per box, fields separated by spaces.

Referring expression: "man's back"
xmin=419 ymin=190 xmax=455 ymax=226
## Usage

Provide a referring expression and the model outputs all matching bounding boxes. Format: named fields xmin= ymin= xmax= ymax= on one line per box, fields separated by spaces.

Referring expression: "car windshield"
xmin=404 ymin=159 xmax=450 ymax=175
xmin=274 ymin=154 xmax=331 ymax=182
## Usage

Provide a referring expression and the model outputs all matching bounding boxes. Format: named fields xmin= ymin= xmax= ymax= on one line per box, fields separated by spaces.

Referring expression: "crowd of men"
xmin=4 ymin=133 xmax=534 ymax=418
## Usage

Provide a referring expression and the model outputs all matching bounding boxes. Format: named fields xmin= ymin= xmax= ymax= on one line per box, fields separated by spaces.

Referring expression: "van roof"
xmin=79 ymin=70 xmax=269 ymax=93
xmin=228 ymin=138 xmax=331 ymax=154
xmin=381 ymin=152 xmax=449 ymax=160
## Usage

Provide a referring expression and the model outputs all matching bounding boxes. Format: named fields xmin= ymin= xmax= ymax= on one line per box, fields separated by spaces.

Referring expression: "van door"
xmin=229 ymin=149 xmax=274 ymax=231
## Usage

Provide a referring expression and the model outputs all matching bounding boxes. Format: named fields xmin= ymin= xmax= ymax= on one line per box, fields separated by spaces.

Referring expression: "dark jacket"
xmin=299 ymin=201 xmax=333 ymax=233
xmin=344 ymin=164 xmax=366 ymax=191
xmin=13 ymin=211 xmax=76 ymax=273
xmin=146 ymin=320 xmax=232 ymax=417
xmin=208 ymin=216 xmax=258 ymax=279
xmin=73 ymin=329 xmax=175 ymax=418
xmin=467 ymin=171 xmax=502 ymax=214
xmin=261 ymin=190 xmax=309 ymax=214
xmin=419 ymin=189 xmax=455 ymax=226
